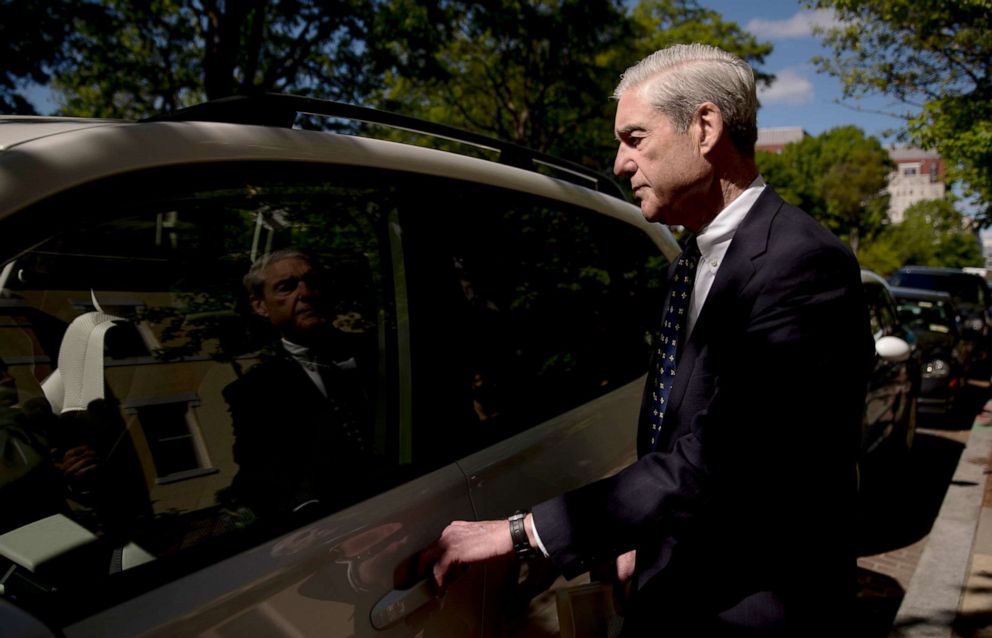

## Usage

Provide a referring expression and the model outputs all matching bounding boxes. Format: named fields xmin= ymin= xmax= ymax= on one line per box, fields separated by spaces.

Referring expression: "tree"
xmin=50 ymin=0 xmax=449 ymax=119
xmin=376 ymin=0 xmax=633 ymax=167
xmin=757 ymin=126 xmax=892 ymax=253
xmin=378 ymin=0 xmax=774 ymax=171
xmin=806 ymin=0 xmax=992 ymax=225
xmin=0 ymin=2 xmax=85 ymax=114
xmin=858 ymin=199 xmax=984 ymax=275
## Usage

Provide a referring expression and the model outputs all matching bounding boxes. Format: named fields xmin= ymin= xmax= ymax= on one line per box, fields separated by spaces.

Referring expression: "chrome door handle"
xmin=369 ymin=578 xmax=437 ymax=629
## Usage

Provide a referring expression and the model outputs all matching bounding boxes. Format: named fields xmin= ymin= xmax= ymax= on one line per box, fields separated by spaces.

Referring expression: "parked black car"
xmin=861 ymin=271 xmax=919 ymax=458
xmin=891 ymin=287 xmax=972 ymax=415
xmin=890 ymin=266 xmax=992 ymax=376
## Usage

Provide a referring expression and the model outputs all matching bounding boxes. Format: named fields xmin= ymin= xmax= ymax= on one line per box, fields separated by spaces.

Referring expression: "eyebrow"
xmin=614 ymin=124 xmax=646 ymax=142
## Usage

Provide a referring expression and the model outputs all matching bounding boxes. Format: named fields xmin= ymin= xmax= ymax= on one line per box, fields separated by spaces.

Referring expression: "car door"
xmin=398 ymin=178 xmax=670 ymax=636
xmin=0 ymin=162 xmax=484 ymax=637
xmin=862 ymin=280 xmax=915 ymax=455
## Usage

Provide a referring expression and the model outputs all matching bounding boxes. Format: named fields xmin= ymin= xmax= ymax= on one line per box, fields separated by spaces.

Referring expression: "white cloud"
xmin=745 ymin=9 xmax=840 ymax=39
xmin=758 ymin=68 xmax=815 ymax=106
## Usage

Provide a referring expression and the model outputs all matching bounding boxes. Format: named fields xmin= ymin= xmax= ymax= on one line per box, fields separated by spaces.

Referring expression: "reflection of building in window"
xmin=124 ymin=393 xmax=218 ymax=484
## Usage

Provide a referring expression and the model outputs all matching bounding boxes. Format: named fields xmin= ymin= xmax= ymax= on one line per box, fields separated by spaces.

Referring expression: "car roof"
xmin=0 ymin=116 xmax=122 ymax=148
xmin=894 ymin=266 xmax=980 ymax=277
xmin=890 ymin=286 xmax=954 ymax=301
xmin=0 ymin=114 xmax=681 ymax=261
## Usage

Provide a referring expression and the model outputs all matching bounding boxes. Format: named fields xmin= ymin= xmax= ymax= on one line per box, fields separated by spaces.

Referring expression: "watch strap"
xmin=508 ymin=510 xmax=537 ymax=560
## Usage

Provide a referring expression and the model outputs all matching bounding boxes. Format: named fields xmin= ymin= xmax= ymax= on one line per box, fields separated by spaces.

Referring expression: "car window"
xmin=401 ymin=179 xmax=667 ymax=467
xmin=0 ymin=163 xmax=405 ymax=621
xmin=896 ymin=298 xmax=954 ymax=334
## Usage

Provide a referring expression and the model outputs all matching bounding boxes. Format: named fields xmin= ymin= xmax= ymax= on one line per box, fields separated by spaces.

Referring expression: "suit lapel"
xmin=665 ymin=188 xmax=785 ymax=414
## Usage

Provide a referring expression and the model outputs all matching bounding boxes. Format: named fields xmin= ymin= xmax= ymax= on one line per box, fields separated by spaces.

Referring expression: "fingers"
xmin=59 ymin=445 xmax=99 ymax=478
xmin=431 ymin=519 xmax=515 ymax=589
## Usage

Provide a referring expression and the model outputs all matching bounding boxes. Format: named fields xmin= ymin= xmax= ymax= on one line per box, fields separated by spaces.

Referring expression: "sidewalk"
xmin=890 ymin=401 xmax=992 ymax=637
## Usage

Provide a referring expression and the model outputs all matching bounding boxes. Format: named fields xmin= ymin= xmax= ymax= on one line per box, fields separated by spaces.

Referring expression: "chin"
xmin=639 ymin=204 xmax=667 ymax=225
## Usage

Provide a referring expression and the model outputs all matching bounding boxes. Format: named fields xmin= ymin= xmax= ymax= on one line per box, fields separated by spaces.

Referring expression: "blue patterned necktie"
xmin=649 ymin=238 xmax=700 ymax=451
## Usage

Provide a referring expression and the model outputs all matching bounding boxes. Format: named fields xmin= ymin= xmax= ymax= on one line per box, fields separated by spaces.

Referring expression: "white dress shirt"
xmin=686 ymin=175 xmax=766 ymax=338
xmin=281 ymin=337 xmax=356 ymax=398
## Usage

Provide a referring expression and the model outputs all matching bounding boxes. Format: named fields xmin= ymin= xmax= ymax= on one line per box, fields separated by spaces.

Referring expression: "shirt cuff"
xmin=530 ymin=515 xmax=550 ymax=558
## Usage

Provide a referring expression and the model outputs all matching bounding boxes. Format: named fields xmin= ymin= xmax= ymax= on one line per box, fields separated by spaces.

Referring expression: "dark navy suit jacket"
xmin=533 ymin=188 xmax=875 ymax=635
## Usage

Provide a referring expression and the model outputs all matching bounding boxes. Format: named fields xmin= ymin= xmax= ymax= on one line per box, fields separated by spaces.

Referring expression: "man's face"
xmin=613 ymin=88 xmax=710 ymax=228
xmin=251 ymin=257 xmax=327 ymax=342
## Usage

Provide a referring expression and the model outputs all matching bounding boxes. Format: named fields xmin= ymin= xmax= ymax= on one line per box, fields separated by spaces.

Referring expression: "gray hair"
xmin=613 ymin=43 xmax=758 ymax=156
xmin=243 ymin=248 xmax=313 ymax=297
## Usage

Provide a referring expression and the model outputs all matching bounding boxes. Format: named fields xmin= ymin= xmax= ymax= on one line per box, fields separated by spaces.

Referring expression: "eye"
xmin=273 ymin=278 xmax=299 ymax=294
xmin=620 ymin=132 xmax=644 ymax=149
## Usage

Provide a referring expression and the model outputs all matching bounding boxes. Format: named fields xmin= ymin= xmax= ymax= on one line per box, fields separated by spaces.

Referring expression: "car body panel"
xmin=63 ymin=464 xmax=480 ymax=637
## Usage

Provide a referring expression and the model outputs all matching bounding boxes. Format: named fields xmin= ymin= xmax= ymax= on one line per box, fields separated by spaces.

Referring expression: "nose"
xmin=297 ymin=279 xmax=318 ymax=299
xmin=614 ymin=145 xmax=634 ymax=178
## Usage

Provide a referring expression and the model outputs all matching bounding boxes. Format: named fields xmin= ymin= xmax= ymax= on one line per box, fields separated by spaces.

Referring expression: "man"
xmin=432 ymin=44 xmax=874 ymax=636
xmin=223 ymin=249 xmax=374 ymax=518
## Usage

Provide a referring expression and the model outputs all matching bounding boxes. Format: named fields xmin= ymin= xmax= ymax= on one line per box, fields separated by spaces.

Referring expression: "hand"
xmin=55 ymin=444 xmax=99 ymax=480
xmin=615 ymin=549 xmax=636 ymax=583
xmin=431 ymin=520 xmax=514 ymax=589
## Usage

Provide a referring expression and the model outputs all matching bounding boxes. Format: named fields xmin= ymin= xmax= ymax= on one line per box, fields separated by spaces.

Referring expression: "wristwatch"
xmin=508 ymin=510 xmax=538 ymax=560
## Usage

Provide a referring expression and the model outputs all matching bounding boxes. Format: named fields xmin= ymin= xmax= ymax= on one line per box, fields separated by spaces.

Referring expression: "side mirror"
xmin=876 ymin=335 xmax=911 ymax=363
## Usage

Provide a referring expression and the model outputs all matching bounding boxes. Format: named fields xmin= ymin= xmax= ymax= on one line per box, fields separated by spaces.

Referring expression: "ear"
xmin=691 ymin=102 xmax=724 ymax=156
xmin=250 ymin=295 xmax=269 ymax=318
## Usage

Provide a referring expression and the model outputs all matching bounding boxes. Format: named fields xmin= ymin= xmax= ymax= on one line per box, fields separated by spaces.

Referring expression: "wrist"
xmin=508 ymin=510 xmax=538 ymax=560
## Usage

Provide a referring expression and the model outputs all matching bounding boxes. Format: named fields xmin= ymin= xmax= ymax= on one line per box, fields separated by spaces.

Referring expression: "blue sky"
xmin=697 ymin=0 xmax=906 ymax=141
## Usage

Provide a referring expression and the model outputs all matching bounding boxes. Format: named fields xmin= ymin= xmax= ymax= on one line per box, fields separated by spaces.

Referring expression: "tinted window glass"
xmin=0 ymin=165 xmax=399 ymax=620
xmin=402 ymin=180 xmax=667 ymax=464
xmin=896 ymin=298 xmax=954 ymax=334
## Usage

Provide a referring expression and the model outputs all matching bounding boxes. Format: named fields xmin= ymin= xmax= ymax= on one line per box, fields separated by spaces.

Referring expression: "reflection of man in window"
xmin=224 ymin=249 xmax=373 ymax=519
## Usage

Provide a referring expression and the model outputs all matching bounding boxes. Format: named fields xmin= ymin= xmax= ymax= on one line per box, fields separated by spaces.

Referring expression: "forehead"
xmin=262 ymin=256 xmax=312 ymax=282
xmin=614 ymin=89 xmax=669 ymax=137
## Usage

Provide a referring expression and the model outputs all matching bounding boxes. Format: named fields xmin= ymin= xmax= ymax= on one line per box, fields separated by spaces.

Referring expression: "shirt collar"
xmin=695 ymin=175 xmax=766 ymax=259
xmin=281 ymin=337 xmax=311 ymax=360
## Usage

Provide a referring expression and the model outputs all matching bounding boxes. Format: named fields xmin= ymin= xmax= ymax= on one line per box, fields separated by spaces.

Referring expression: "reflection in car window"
xmin=402 ymin=180 xmax=667 ymax=466
xmin=0 ymin=166 xmax=399 ymax=620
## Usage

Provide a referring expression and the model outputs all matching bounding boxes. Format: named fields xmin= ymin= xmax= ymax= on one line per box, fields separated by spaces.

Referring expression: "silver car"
xmin=0 ymin=95 xmax=679 ymax=637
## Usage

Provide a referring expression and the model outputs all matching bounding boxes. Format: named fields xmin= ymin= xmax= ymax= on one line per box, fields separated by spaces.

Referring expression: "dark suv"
xmin=0 ymin=95 xmax=680 ymax=637
xmin=890 ymin=266 xmax=992 ymax=376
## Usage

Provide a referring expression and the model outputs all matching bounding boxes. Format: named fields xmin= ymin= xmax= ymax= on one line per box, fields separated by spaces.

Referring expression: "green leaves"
xmin=757 ymin=126 xmax=892 ymax=253
xmin=807 ymin=0 xmax=992 ymax=224
xmin=857 ymin=199 xmax=984 ymax=274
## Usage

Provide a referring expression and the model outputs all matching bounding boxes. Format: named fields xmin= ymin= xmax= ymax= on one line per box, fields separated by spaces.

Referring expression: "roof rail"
xmin=142 ymin=93 xmax=627 ymax=200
